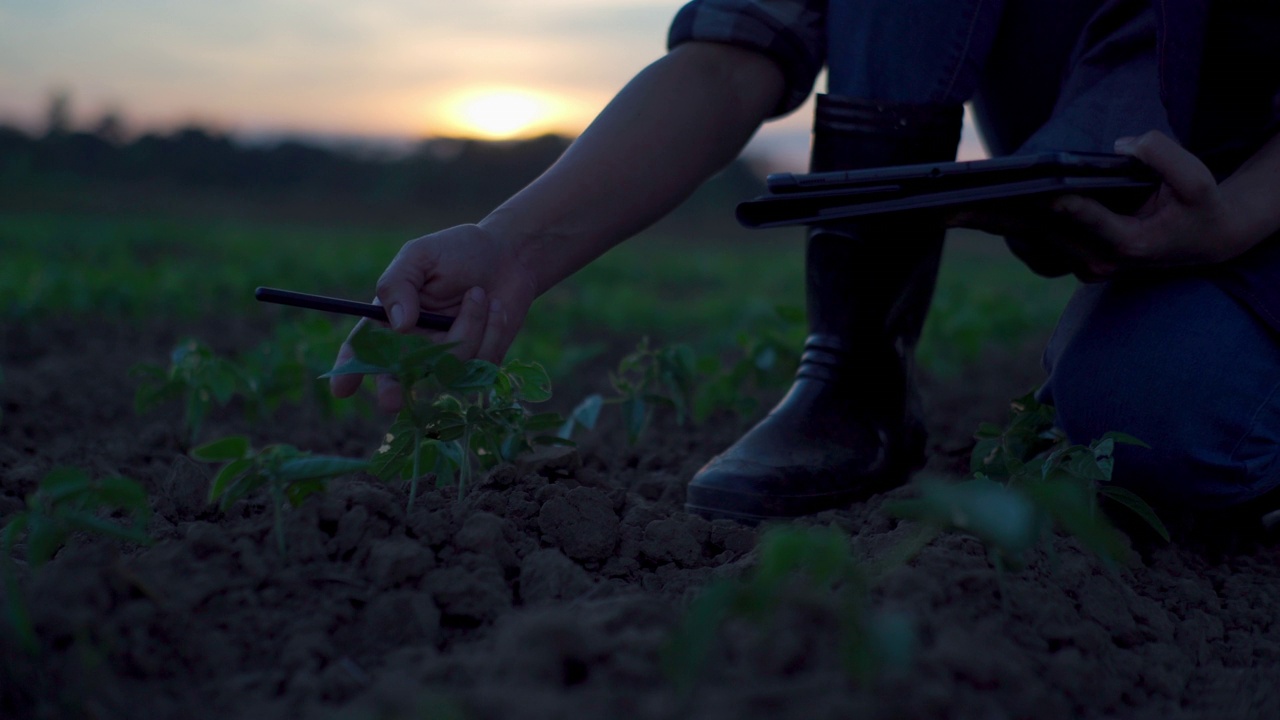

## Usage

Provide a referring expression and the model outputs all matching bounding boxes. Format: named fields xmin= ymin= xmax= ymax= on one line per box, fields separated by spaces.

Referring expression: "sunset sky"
xmin=0 ymin=0 xmax=984 ymax=168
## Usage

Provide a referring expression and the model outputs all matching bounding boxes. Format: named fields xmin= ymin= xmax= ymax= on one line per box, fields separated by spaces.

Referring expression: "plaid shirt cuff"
xmin=667 ymin=0 xmax=825 ymax=118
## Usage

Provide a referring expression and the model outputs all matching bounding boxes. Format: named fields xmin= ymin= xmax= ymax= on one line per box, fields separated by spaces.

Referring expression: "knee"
xmin=1039 ymin=278 xmax=1280 ymax=509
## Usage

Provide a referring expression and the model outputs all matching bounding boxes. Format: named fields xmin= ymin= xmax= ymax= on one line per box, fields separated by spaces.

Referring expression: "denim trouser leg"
xmin=821 ymin=0 xmax=1280 ymax=508
xmin=1038 ymin=279 xmax=1280 ymax=509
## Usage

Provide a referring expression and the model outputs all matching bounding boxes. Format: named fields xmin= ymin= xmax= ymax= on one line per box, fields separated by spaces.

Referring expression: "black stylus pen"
xmin=254 ymin=287 xmax=455 ymax=332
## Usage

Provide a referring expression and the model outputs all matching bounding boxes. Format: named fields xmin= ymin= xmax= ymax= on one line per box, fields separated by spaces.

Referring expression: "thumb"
xmin=1114 ymin=130 xmax=1215 ymax=204
xmin=375 ymin=240 xmax=434 ymax=332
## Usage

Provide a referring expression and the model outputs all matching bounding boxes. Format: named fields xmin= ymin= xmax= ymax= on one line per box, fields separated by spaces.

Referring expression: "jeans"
xmin=824 ymin=0 xmax=1280 ymax=509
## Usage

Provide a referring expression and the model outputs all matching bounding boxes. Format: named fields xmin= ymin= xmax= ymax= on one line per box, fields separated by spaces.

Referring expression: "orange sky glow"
xmin=0 ymin=1 xmax=986 ymax=168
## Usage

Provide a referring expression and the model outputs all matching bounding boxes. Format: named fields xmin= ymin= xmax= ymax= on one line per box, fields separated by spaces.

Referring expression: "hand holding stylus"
xmin=327 ymin=223 xmax=539 ymax=413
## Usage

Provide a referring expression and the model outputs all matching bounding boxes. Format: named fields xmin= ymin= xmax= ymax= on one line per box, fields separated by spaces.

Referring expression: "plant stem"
xmin=408 ymin=428 xmax=422 ymax=513
xmin=458 ymin=427 xmax=473 ymax=502
xmin=270 ymin=484 xmax=287 ymax=556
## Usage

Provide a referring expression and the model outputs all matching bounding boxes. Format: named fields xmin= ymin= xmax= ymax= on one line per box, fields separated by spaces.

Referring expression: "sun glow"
xmin=442 ymin=88 xmax=562 ymax=139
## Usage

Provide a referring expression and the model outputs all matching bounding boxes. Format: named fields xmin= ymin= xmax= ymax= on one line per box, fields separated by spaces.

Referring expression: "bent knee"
xmin=1039 ymin=277 xmax=1280 ymax=509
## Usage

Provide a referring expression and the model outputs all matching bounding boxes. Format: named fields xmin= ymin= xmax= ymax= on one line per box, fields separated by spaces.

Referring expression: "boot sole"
xmin=684 ymin=481 xmax=899 ymax=525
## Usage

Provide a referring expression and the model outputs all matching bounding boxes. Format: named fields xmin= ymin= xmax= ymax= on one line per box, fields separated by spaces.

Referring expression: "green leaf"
xmin=885 ymin=478 xmax=1040 ymax=561
xmin=347 ymin=324 xmax=398 ymax=369
xmin=275 ymin=456 xmax=368 ymax=483
xmin=974 ymin=422 xmax=1004 ymax=439
xmin=370 ymin=421 xmax=418 ymax=481
xmin=25 ymin=516 xmax=69 ymax=567
xmin=208 ymin=364 xmax=239 ymax=404
xmin=1098 ymin=485 xmax=1170 ymax=542
xmin=320 ymin=358 xmax=394 ymax=378
xmin=63 ymin=513 xmax=151 ymax=545
xmin=432 ymin=354 xmax=465 ymax=388
xmin=93 ymin=476 xmax=151 ymax=516
xmin=284 ymin=478 xmax=329 ymax=507
xmin=558 ymin=394 xmax=603 ymax=439
xmin=504 ymin=360 xmax=553 ymax=403
xmin=662 ymin=579 xmax=736 ymax=692
xmin=208 ymin=458 xmax=254 ymax=503
xmin=1025 ymin=478 xmax=1129 ymax=563
xmin=191 ymin=435 xmax=251 ymax=462
xmin=532 ymin=435 xmax=575 ymax=447
xmin=36 ymin=467 xmax=92 ymax=506
xmin=1101 ymin=431 xmax=1151 ymax=449
xmin=216 ymin=470 xmax=268 ymax=511
xmin=524 ymin=412 xmax=566 ymax=433
xmin=622 ymin=396 xmax=648 ymax=445
xmin=449 ymin=360 xmax=499 ymax=393
xmin=401 ymin=341 xmax=456 ymax=372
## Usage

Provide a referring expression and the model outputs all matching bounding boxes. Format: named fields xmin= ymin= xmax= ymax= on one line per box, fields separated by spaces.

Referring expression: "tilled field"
xmin=2 ymin=318 xmax=1277 ymax=720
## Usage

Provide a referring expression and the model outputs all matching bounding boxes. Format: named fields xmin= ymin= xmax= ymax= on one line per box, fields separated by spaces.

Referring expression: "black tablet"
xmin=737 ymin=151 xmax=1158 ymax=229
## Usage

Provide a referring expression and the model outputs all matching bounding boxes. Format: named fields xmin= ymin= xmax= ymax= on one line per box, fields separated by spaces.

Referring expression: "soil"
xmin=2 ymin=316 xmax=1277 ymax=720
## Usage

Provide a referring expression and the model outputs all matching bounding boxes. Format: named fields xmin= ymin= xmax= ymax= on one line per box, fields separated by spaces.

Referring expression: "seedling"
xmin=193 ymin=435 xmax=367 ymax=555
xmin=561 ymin=307 xmax=803 ymax=445
xmin=557 ymin=337 xmax=698 ymax=446
xmin=324 ymin=325 xmax=566 ymax=509
xmin=241 ymin=317 xmax=363 ymax=419
xmin=886 ymin=392 xmax=1168 ymax=570
xmin=664 ymin=525 xmax=914 ymax=694
xmin=133 ymin=338 xmax=246 ymax=447
xmin=2 ymin=468 xmax=151 ymax=653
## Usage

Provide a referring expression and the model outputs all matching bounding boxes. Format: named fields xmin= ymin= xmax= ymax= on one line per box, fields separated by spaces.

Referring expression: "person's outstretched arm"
xmin=332 ymin=41 xmax=786 ymax=411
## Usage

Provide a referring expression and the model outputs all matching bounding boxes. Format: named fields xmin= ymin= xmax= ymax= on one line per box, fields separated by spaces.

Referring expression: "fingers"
xmin=1053 ymin=194 xmax=1134 ymax=243
xmin=329 ymin=319 xmax=367 ymax=399
xmin=1114 ymin=131 xmax=1216 ymax=203
xmin=476 ymin=296 xmax=511 ymax=364
xmin=375 ymin=239 xmax=434 ymax=332
xmin=441 ymin=286 xmax=491 ymax=360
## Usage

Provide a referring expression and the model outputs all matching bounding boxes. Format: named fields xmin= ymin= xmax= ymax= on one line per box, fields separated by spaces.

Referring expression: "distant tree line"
xmin=0 ymin=95 xmax=767 ymax=219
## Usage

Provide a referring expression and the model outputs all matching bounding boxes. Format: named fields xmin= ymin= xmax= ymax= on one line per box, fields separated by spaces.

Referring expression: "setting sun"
xmin=442 ymin=88 xmax=562 ymax=140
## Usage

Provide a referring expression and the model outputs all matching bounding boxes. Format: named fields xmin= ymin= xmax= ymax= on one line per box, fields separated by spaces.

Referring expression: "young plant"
xmin=324 ymin=325 xmax=566 ymax=509
xmin=193 ymin=435 xmax=367 ymax=556
xmin=561 ymin=307 xmax=804 ymax=445
xmin=558 ymin=337 xmax=697 ymax=446
xmin=133 ymin=338 xmax=246 ymax=447
xmin=2 ymin=468 xmax=151 ymax=653
xmin=241 ymin=317 xmax=362 ymax=419
xmin=663 ymin=525 xmax=914 ymax=694
xmin=692 ymin=304 xmax=803 ymax=422
xmin=886 ymin=392 xmax=1169 ymax=569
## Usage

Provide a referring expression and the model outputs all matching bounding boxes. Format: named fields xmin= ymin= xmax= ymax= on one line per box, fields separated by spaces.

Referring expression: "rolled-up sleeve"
xmin=667 ymin=0 xmax=826 ymax=118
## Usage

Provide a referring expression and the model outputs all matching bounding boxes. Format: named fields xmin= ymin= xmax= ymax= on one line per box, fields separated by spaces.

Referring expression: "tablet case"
xmin=737 ymin=152 xmax=1159 ymax=229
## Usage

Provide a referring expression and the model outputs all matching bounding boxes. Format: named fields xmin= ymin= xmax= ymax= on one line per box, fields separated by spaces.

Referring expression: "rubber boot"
xmin=685 ymin=95 xmax=963 ymax=522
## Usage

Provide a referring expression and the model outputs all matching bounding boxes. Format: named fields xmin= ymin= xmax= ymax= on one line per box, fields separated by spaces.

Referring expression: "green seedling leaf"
xmin=285 ymin=478 xmax=329 ymax=507
xmin=215 ymin=470 xmax=266 ymax=511
xmin=35 ymin=467 xmax=93 ymax=505
xmin=1024 ymin=478 xmax=1130 ymax=563
xmin=321 ymin=358 xmax=395 ymax=378
xmin=191 ymin=435 xmax=251 ymax=462
xmin=1099 ymin=485 xmax=1171 ymax=542
xmin=447 ymin=360 xmax=499 ymax=393
xmin=885 ymin=478 xmax=1040 ymax=561
xmin=208 ymin=458 xmax=253 ymax=504
xmin=524 ymin=412 xmax=566 ymax=433
xmin=24 ymin=516 xmax=69 ymax=568
xmin=275 ymin=456 xmax=368 ymax=483
xmin=1102 ymin=431 xmax=1151 ymax=448
xmin=347 ymin=323 xmax=398 ymax=369
xmin=622 ymin=395 xmax=648 ymax=445
xmin=93 ymin=476 xmax=153 ymax=515
xmin=662 ymin=579 xmax=736 ymax=694
xmin=63 ymin=513 xmax=151 ymax=545
xmin=505 ymin=360 xmax=553 ymax=403
xmin=371 ymin=421 xmax=417 ymax=481
xmin=559 ymin=394 xmax=604 ymax=439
